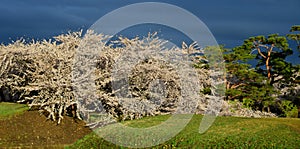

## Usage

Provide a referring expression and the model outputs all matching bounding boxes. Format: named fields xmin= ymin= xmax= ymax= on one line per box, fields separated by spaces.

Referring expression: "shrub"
xmin=0 ymin=31 xmax=224 ymax=125
xmin=279 ymin=100 xmax=298 ymax=118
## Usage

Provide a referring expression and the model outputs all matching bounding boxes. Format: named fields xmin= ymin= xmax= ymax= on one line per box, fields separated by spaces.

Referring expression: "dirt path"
xmin=0 ymin=110 xmax=92 ymax=148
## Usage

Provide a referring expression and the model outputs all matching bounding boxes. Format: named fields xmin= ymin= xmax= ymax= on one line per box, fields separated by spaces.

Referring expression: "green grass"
xmin=0 ymin=102 xmax=28 ymax=119
xmin=67 ymin=115 xmax=300 ymax=149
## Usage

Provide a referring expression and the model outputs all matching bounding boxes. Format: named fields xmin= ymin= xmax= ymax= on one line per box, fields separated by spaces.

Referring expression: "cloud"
xmin=0 ymin=0 xmax=299 ymax=48
xmin=0 ymin=0 xmax=115 ymax=42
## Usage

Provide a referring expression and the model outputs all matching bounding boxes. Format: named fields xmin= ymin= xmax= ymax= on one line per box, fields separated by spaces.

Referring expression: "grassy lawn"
xmin=0 ymin=102 xmax=28 ymax=119
xmin=0 ymin=102 xmax=299 ymax=148
xmin=67 ymin=115 xmax=300 ymax=149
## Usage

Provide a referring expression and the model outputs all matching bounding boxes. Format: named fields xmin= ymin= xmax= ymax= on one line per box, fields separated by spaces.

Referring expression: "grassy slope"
xmin=0 ymin=103 xmax=299 ymax=148
xmin=0 ymin=102 xmax=28 ymax=119
xmin=68 ymin=115 xmax=300 ymax=149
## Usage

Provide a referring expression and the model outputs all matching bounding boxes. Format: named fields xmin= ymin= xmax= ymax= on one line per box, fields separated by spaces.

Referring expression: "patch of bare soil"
xmin=0 ymin=110 xmax=92 ymax=148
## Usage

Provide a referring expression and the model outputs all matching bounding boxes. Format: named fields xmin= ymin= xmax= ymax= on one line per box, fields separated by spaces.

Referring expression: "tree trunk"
xmin=265 ymin=45 xmax=274 ymax=83
xmin=266 ymin=56 xmax=271 ymax=81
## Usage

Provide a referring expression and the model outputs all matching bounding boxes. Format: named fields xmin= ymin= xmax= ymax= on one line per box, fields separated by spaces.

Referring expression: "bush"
xmin=242 ymin=98 xmax=254 ymax=109
xmin=0 ymin=31 xmax=223 ymax=125
xmin=279 ymin=100 xmax=298 ymax=118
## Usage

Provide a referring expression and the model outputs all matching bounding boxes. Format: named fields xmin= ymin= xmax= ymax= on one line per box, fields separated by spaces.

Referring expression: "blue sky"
xmin=1 ymin=0 xmax=299 ymax=61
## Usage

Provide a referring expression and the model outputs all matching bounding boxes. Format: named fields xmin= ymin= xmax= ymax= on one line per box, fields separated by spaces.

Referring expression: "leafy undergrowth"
xmin=0 ymin=102 xmax=28 ymax=119
xmin=67 ymin=115 xmax=300 ymax=149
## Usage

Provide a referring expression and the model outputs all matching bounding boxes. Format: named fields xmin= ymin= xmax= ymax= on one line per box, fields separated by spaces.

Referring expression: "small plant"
xmin=200 ymin=87 xmax=211 ymax=95
xmin=279 ymin=100 xmax=298 ymax=118
xmin=242 ymin=98 xmax=254 ymax=109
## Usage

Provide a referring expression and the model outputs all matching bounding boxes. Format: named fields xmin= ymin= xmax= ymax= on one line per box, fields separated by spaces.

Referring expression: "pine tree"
xmin=223 ymin=47 xmax=277 ymax=112
xmin=287 ymin=25 xmax=300 ymax=51
xmin=240 ymin=34 xmax=293 ymax=85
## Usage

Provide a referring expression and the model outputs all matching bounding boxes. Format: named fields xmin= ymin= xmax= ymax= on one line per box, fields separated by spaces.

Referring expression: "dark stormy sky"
xmin=0 ymin=0 xmax=299 ymax=62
